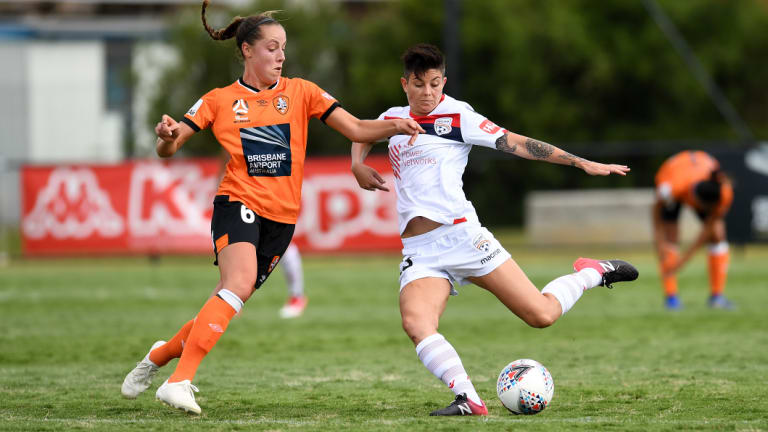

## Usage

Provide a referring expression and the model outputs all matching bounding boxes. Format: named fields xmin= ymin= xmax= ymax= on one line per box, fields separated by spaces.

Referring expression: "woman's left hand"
xmin=580 ymin=160 xmax=630 ymax=176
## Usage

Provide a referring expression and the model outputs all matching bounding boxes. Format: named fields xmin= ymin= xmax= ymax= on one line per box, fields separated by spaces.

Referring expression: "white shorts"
xmin=398 ymin=222 xmax=511 ymax=295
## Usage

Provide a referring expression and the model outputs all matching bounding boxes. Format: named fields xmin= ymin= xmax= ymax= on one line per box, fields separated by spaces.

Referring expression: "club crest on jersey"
xmin=232 ymin=99 xmax=250 ymax=123
xmin=434 ymin=117 xmax=453 ymax=136
xmin=472 ymin=233 xmax=491 ymax=253
xmin=273 ymin=95 xmax=290 ymax=114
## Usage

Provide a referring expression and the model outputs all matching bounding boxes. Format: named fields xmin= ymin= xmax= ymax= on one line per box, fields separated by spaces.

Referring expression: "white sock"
xmin=280 ymin=243 xmax=304 ymax=297
xmin=541 ymin=269 xmax=601 ymax=316
xmin=415 ymin=333 xmax=482 ymax=405
xmin=216 ymin=288 xmax=244 ymax=313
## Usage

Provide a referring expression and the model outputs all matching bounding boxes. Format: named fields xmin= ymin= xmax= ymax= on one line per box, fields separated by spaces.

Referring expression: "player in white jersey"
xmin=351 ymin=43 xmax=639 ymax=416
xmin=278 ymin=242 xmax=308 ymax=318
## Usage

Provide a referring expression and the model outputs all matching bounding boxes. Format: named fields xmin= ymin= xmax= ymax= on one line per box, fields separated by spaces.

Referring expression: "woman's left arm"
xmin=496 ymin=131 xmax=630 ymax=176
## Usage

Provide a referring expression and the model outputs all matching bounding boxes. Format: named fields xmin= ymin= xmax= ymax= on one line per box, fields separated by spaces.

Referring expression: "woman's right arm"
xmin=155 ymin=114 xmax=196 ymax=158
xmin=351 ymin=142 xmax=389 ymax=192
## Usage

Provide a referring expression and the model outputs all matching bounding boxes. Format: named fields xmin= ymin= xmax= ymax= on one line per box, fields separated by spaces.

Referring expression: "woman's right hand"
xmin=351 ymin=163 xmax=390 ymax=192
xmin=155 ymin=114 xmax=180 ymax=142
xmin=394 ymin=118 xmax=424 ymax=144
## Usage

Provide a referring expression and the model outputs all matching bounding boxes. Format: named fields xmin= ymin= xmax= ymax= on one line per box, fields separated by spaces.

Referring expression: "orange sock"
xmin=149 ymin=319 xmax=194 ymax=367
xmin=168 ymin=295 xmax=237 ymax=383
xmin=661 ymin=248 xmax=679 ymax=297
xmin=708 ymin=250 xmax=729 ymax=296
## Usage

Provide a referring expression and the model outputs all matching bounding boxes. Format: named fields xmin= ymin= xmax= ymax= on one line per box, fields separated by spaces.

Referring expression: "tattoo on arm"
xmin=524 ymin=138 xmax=555 ymax=159
xmin=558 ymin=152 xmax=585 ymax=167
xmin=495 ymin=134 xmax=517 ymax=153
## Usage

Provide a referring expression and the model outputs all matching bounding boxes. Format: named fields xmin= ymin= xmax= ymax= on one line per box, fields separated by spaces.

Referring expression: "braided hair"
xmin=201 ymin=0 xmax=280 ymax=57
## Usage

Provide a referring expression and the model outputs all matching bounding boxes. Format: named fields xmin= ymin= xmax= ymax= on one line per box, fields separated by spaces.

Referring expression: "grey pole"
xmin=642 ymin=0 xmax=755 ymax=142
xmin=443 ymin=0 xmax=461 ymax=99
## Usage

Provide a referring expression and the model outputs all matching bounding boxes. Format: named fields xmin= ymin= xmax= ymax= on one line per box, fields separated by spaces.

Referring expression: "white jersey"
xmin=377 ymin=94 xmax=508 ymax=234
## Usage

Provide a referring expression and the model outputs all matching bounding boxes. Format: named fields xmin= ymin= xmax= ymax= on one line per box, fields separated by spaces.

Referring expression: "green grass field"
xmin=1 ymin=243 xmax=767 ymax=431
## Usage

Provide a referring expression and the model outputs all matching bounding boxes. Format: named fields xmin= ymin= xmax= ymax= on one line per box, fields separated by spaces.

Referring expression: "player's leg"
xmin=156 ymin=242 xmax=252 ymax=414
xmin=279 ymin=243 xmax=307 ymax=318
xmin=168 ymin=242 xmax=253 ymax=381
xmin=706 ymin=219 xmax=733 ymax=308
xmin=400 ymin=277 xmax=487 ymax=416
xmin=657 ymin=204 xmax=682 ymax=309
xmin=121 ymin=281 xmax=226 ymax=399
xmin=123 ymin=278 xmax=234 ymax=398
xmin=155 ymin=201 xmax=270 ymax=414
xmin=469 ymin=259 xmax=564 ymax=327
xmin=470 ymin=256 xmax=636 ymax=326
xmin=149 ymin=280 xmax=226 ymax=367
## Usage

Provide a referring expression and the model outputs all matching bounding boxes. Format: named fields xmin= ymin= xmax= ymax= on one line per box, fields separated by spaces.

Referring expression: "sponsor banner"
xmin=293 ymin=156 xmax=399 ymax=252
xmin=718 ymin=145 xmax=768 ymax=243
xmin=20 ymin=156 xmax=400 ymax=256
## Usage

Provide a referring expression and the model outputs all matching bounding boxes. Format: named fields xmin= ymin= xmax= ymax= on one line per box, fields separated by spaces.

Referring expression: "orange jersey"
xmin=183 ymin=77 xmax=339 ymax=224
xmin=655 ymin=150 xmax=733 ymax=216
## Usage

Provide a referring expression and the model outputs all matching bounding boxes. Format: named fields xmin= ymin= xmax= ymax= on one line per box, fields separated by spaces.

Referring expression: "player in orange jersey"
xmin=120 ymin=2 xmax=423 ymax=414
xmin=652 ymin=150 xmax=734 ymax=310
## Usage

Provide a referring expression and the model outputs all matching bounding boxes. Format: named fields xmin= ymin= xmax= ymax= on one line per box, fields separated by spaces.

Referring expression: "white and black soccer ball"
xmin=496 ymin=359 xmax=555 ymax=415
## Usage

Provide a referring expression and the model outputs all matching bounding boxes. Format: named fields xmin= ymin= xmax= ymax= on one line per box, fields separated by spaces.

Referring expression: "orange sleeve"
xmin=182 ymin=89 xmax=218 ymax=132
xmin=301 ymin=79 xmax=339 ymax=122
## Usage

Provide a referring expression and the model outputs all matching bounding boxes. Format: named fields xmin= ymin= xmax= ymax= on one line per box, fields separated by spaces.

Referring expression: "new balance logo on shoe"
xmin=429 ymin=393 xmax=488 ymax=416
xmin=457 ymin=403 xmax=472 ymax=415
xmin=599 ymin=261 xmax=615 ymax=273
xmin=573 ymin=257 xmax=639 ymax=289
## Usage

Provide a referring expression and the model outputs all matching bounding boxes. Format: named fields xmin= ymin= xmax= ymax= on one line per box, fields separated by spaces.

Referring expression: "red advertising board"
xmin=20 ymin=156 xmax=400 ymax=256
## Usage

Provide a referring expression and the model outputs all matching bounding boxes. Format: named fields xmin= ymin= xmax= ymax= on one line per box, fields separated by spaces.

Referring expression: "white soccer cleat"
xmin=156 ymin=379 xmax=201 ymax=415
xmin=121 ymin=340 xmax=165 ymax=399
xmin=279 ymin=295 xmax=308 ymax=319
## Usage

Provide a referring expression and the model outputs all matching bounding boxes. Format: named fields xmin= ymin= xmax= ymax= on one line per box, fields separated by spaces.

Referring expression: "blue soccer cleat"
xmin=708 ymin=294 xmax=735 ymax=310
xmin=665 ymin=295 xmax=682 ymax=310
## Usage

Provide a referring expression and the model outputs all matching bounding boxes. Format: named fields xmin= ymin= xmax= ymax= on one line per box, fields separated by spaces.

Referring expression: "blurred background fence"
xmin=1 ymin=0 xmax=767 ymax=258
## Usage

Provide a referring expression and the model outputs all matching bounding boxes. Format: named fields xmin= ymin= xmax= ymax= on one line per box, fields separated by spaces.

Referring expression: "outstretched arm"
xmin=495 ymin=132 xmax=630 ymax=176
xmin=325 ymin=108 xmax=424 ymax=144
xmin=350 ymin=141 xmax=389 ymax=192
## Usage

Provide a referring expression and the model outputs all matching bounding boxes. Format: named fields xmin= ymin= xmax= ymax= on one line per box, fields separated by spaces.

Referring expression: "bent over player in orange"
xmin=120 ymin=2 xmax=422 ymax=415
xmin=652 ymin=150 xmax=734 ymax=310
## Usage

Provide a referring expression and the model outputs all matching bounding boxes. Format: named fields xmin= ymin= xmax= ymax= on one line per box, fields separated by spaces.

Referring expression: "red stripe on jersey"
xmin=384 ymin=113 xmax=461 ymax=127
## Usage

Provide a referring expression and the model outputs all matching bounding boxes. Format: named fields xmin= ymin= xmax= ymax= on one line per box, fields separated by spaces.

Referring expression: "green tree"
xmin=147 ymin=0 xmax=351 ymax=156
xmin=146 ymin=0 xmax=768 ymax=225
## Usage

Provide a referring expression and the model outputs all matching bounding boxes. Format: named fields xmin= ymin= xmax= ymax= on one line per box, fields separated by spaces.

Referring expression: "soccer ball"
xmin=496 ymin=359 xmax=555 ymax=415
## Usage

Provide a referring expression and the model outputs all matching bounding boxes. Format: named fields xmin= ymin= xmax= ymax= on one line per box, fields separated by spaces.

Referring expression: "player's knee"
xmin=401 ymin=315 xmax=436 ymax=343
xmin=524 ymin=310 xmax=557 ymax=329
xmin=222 ymin=274 xmax=257 ymax=300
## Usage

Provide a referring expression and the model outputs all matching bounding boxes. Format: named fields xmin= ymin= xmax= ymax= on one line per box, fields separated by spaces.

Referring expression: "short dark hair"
xmin=402 ymin=43 xmax=446 ymax=80
xmin=694 ymin=177 xmax=722 ymax=204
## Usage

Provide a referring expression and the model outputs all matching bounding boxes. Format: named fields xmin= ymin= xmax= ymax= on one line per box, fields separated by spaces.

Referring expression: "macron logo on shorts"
xmin=480 ymin=248 xmax=502 ymax=265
